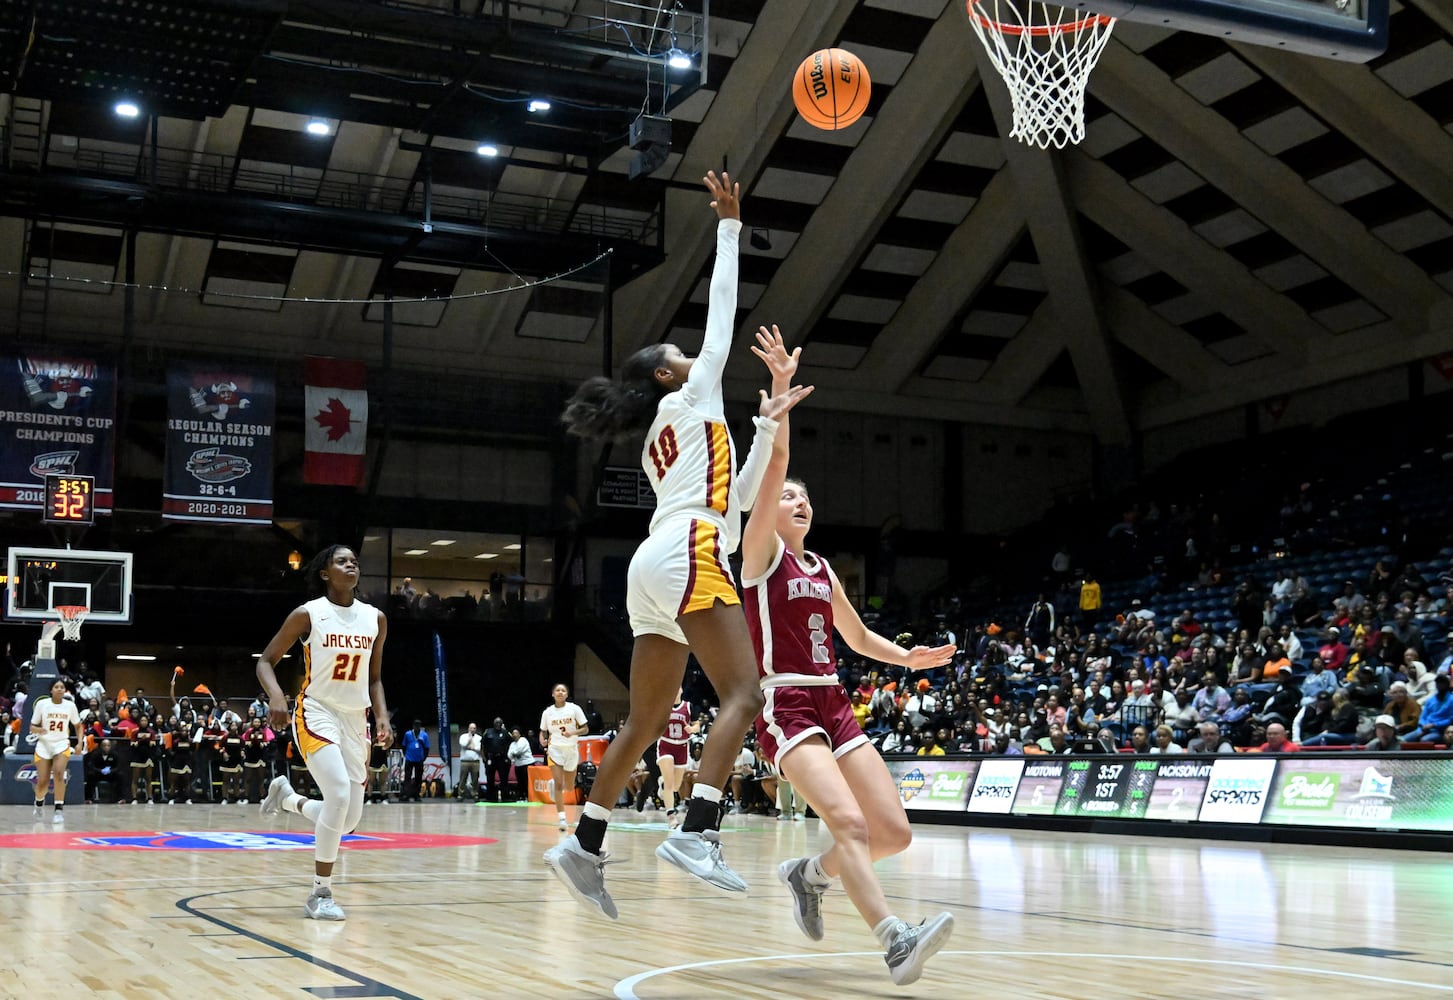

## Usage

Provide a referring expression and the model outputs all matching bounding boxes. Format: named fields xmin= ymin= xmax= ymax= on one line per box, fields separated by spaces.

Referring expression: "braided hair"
xmin=305 ymin=544 xmax=355 ymax=599
xmin=561 ymin=344 xmax=671 ymax=442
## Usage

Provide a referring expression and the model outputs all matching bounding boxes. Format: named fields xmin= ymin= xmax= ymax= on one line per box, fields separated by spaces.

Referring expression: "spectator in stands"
xmin=1358 ymin=715 xmax=1401 ymax=752
xmin=1348 ymin=663 xmax=1389 ymax=730
xmin=1078 ymin=573 xmax=1102 ymax=628
xmin=1221 ymin=688 xmax=1257 ymax=745
xmin=1300 ymin=656 xmax=1340 ymax=707
xmin=1150 ymin=725 xmax=1183 ymax=754
xmin=1381 ymin=682 xmax=1421 ymax=738
xmin=1301 ymin=690 xmax=1360 ymax=747
xmin=1404 ymin=674 xmax=1453 ymax=743
xmin=1254 ymin=721 xmax=1299 ymax=753
xmin=1255 ymin=672 xmax=1302 ymax=729
xmin=1047 ymin=726 xmax=1072 ymax=754
xmin=881 ymin=719 xmax=913 ymax=755
xmin=1129 ymin=726 xmax=1151 ymax=753
xmin=1293 ymin=690 xmax=1335 ymax=744
xmin=1365 ymin=560 xmax=1394 ymax=598
xmin=1189 ymin=722 xmax=1233 ymax=753
xmin=1193 ymin=673 xmax=1231 ymax=722
xmin=916 ymin=730 xmax=946 ymax=757
xmin=1229 ymin=643 xmax=1266 ymax=689
xmin=85 ymin=738 xmax=120 ymax=804
xmin=1319 ymin=629 xmax=1349 ymax=674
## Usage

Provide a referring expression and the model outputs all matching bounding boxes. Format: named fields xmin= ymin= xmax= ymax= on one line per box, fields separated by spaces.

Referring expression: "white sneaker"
xmin=260 ymin=776 xmax=294 ymax=817
xmin=52 ymin=811 xmax=65 ymax=825
xmin=558 ymin=814 xmax=569 ymax=831
xmin=778 ymin=858 xmax=826 ymax=940
xmin=32 ymin=805 xmax=42 ymax=819
xmin=543 ymin=835 xmax=619 ymax=919
xmin=655 ymin=829 xmax=748 ymax=894
xmin=884 ymin=912 xmax=955 ymax=986
xmin=304 ymin=888 xmax=346 ymax=921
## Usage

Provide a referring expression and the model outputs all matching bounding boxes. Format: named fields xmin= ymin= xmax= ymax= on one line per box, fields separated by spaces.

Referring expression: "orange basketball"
xmin=792 ymin=48 xmax=871 ymax=131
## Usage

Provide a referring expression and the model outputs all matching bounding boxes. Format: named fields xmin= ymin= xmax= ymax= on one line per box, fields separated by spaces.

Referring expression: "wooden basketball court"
xmin=3 ymin=802 xmax=1449 ymax=999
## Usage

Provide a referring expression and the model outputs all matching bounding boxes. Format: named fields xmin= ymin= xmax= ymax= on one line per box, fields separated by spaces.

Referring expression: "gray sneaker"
xmin=884 ymin=911 xmax=954 ymax=986
xmin=543 ymin=835 xmax=619 ymax=920
xmin=260 ymin=776 xmax=293 ymax=817
xmin=304 ymin=888 xmax=345 ymax=921
xmin=655 ymin=829 xmax=748 ymax=894
xmin=778 ymin=858 xmax=826 ymax=940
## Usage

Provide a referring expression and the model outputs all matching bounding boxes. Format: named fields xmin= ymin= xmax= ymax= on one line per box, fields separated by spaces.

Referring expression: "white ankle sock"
xmin=582 ymin=801 xmax=611 ymax=821
xmin=691 ymin=785 xmax=722 ymax=804
xmin=313 ymin=874 xmax=331 ymax=891
xmin=874 ymin=915 xmax=905 ymax=948
xmin=804 ymin=854 xmax=831 ymax=887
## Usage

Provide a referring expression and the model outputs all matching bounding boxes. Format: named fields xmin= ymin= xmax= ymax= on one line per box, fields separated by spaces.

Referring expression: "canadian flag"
xmin=304 ymin=356 xmax=368 ymax=486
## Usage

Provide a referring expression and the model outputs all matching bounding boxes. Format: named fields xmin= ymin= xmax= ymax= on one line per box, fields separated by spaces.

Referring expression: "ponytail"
xmin=561 ymin=344 xmax=670 ymax=441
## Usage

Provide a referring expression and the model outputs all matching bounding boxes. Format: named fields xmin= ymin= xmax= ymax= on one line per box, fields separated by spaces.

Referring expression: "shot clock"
xmin=43 ymin=474 xmax=95 ymax=526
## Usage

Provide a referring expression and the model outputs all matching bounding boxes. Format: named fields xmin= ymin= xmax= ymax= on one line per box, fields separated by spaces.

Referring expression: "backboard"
xmin=1084 ymin=0 xmax=1389 ymax=61
xmin=5 ymin=546 xmax=133 ymax=624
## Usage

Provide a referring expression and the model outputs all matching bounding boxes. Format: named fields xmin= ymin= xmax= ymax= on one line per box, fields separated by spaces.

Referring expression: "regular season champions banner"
xmin=0 ymin=354 xmax=117 ymax=513
xmin=163 ymin=366 xmax=275 ymax=523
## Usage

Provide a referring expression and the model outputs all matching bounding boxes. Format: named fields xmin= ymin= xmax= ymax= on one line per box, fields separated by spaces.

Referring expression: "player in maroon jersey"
xmin=655 ymin=688 xmax=699 ymax=827
xmin=740 ymin=327 xmax=957 ymax=987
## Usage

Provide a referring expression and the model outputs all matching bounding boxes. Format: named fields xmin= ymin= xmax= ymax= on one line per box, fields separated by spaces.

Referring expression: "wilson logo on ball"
xmin=792 ymin=48 xmax=871 ymax=131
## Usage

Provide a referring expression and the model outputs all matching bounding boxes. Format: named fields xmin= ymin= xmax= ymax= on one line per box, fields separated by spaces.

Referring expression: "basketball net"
xmin=38 ymin=605 xmax=87 ymax=660
xmin=966 ymin=0 xmax=1116 ymax=149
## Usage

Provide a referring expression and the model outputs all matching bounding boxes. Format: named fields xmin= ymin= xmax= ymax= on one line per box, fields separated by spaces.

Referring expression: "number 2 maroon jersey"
xmin=743 ymin=540 xmax=838 ymax=686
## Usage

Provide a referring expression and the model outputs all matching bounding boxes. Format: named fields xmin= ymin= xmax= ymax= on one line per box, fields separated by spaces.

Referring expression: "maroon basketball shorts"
xmin=656 ymin=739 xmax=689 ymax=765
xmin=756 ymin=683 xmax=869 ymax=767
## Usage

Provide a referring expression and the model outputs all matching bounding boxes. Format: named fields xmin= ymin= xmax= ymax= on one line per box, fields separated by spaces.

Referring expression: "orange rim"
xmin=967 ymin=0 xmax=1113 ymax=35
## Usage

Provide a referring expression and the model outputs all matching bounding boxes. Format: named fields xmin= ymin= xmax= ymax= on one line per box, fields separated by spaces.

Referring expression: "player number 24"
xmin=648 ymin=425 xmax=679 ymax=479
xmin=332 ymin=652 xmax=362 ymax=681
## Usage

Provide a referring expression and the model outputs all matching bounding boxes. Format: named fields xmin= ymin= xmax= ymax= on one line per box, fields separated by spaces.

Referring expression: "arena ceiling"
xmin=1 ymin=0 xmax=1451 ymax=443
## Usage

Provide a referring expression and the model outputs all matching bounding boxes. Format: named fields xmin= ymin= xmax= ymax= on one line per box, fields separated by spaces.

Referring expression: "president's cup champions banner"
xmin=0 ymin=354 xmax=117 ymax=513
xmin=163 ymin=366 xmax=275 ymax=524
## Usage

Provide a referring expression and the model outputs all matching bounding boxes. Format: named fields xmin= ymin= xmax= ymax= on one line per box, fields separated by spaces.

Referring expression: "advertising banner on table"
xmin=966 ymin=758 xmax=1024 ymax=814
xmin=1198 ymin=757 xmax=1277 ymax=824
xmin=162 ymin=366 xmax=274 ymax=524
xmin=887 ymin=758 xmax=978 ymax=812
xmin=1013 ymin=758 xmax=1069 ymax=815
xmin=0 ymin=353 xmax=116 ymax=513
xmin=1261 ymin=756 xmax=1453 ymax=832
xmin=1144 ymin=760 xmax=1214 ymax=821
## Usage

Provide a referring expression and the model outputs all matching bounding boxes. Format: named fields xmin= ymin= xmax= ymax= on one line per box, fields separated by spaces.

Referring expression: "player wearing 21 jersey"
xmin=741 ymin=329 xmax=956 ymax=987
xmin=30 ymin=679 xmax=81 ymax=822
xmin=257 ymin=544 xmax=392 ymax=922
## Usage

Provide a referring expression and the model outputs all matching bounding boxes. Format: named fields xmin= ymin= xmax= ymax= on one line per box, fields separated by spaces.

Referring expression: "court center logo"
xmin=0 ymin=831 xmax=498 ymax=851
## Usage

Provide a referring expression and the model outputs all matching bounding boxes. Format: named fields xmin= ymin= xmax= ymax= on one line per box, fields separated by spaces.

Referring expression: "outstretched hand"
xmin=758 ymin=382 xmax=814 ymax=422
xmin=751 ymin=324 xmax=799 ymax=383
xmin=704 ymin=170 xmax=740 ymax=220
xmin=904 ymin=644 xmax=957 ymax=672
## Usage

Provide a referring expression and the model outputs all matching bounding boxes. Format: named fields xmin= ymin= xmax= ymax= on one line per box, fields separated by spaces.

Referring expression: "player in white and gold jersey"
xmin=256 ymin=544 xmax=392 ymax=922
xmin=29 ymin=679 xmax=81 ymax=823
xmin=549 ymin=171 xmax=813 ymax=919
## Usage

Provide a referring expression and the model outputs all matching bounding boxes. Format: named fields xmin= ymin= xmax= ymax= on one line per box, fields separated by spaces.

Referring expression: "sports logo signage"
xmin=966 ymin=758 xmax=1024 ymax=814
xmin=163 ymin=365 xmax=275 ymax=523
xmin=0 ymin=830 xmax=498 ymax=851
xmin=1196 ymin=758 xmax=1277 ymax=824
xmin=1262 ymin=758 xmax=1453 ymax=832
xmin=0 ymin=353 xmax=116 ymax=514
xmin=886 ymin=759 xmax=978 ymax=811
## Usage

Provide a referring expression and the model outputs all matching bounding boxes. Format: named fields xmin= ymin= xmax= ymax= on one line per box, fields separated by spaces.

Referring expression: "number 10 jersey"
xmin=743 ymin=539 xmax=839 ymax=689
xmin=300 ymin=595 xmax=379 ymax=711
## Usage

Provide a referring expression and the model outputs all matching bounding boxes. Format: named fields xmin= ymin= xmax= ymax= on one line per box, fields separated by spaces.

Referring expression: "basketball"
xmin=792 ymin=47 xmax=871 ymax=130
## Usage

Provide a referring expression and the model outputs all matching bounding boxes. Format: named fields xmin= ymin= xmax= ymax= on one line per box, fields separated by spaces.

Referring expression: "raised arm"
xmin=742 ymin=326 xmax=799 ymax=580
xmin=680 ymin=171 xmax=741 ymax=412
xmin=828 ymin=564 xmax=956 ymax=671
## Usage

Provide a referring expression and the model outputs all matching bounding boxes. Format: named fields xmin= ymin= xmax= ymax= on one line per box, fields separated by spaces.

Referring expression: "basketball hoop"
xmin=55 ymin=605 xmax=89 ymax=642
xmin=966 ymin=0 xmax=1116 ymax=149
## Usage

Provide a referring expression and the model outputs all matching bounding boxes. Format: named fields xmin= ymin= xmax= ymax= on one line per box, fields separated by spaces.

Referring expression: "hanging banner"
xmin=0 ymin=354 xmax=116 ymax=514
xmin=162 ymin=366 xmax=275 ymax=524
xmin=433 ymin=632 xmax=453 ymax=788
xmin=304 ymin=356 xmax=368 ymax=486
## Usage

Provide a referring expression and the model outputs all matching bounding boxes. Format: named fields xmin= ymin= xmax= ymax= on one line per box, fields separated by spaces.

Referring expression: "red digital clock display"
xmin=43 ymin=474 xmax=95 ymax=525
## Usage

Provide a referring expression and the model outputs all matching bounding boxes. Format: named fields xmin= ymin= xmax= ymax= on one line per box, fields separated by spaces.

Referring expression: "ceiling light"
xmin=527 ymin=99 xmax=551 ymax=113
xmin=503 ymin=543 xmax=522 ymax=550
xmin=476 ymin=143 xmax=499 ymax=157
xmin=305 ymin=118 xmax=332 ymax=136
xmin=542 ymin=558 xmax=553 ymax=563
xmin=116 ymin=654 xmax=156 ymax=661
xmin=363 ymin=535 xmax=381 ymax=541
xmin=666 ymin=48 xmax=693 ymax=70
xmin=114 ymin=101 xmax=140 ymax=119
xmin=404 ymin=548 xmax=428 ymax=555
xmin=474 ymin=553 xmax=499 ymax=560
xmin=430 ymin=539 xmax=457 ymax=546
